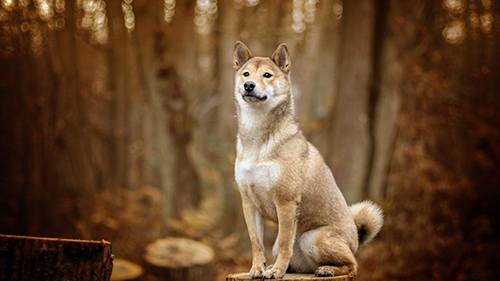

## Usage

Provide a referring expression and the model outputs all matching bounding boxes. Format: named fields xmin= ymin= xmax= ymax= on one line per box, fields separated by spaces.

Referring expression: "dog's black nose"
xmin=244 ymin=81 xmax=255 ymax=92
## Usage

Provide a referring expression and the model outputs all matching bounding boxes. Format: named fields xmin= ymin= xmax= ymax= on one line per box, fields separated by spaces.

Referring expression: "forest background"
xmin=0 ymin=0 xmax=499 ymax=280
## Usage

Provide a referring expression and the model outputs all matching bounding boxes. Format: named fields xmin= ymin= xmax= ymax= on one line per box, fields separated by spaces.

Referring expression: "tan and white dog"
xmin=233 ymin=41 xmax=383 ymax=279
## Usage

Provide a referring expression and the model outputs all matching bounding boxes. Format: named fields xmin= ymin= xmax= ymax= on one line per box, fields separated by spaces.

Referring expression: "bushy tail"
xmin=350 ymin=201 xmax=384 ymax=248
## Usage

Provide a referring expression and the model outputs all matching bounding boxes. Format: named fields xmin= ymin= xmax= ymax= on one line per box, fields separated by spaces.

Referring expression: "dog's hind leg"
xmin=299 ymin=227 xmax=357 ymax=277
xmin=272 ymin=235 xmax=317 ymax=274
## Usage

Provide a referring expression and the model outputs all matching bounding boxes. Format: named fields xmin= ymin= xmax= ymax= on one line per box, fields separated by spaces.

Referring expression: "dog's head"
xmin=233 ymin=41 xmax=292 ymax=108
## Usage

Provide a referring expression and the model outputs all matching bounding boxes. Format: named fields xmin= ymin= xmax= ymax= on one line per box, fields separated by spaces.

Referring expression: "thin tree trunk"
xmin=153 ymin=0 xmax=201 ymax=222
xmin=366 ymin=0 xmax=402 ymax=200
xmin=216 ymin=0 xmax=240 ymax=139
xmin=327 ymin=0 xmax=377 ymax=204
xmin=106 ymin=0 xmax=131 ymax=193
xmin=295 ymin=0 xmax=337 ymax=122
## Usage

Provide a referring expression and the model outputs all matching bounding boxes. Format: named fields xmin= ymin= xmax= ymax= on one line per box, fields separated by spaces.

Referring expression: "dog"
xmin=233 ymin=41 xmax=384 ymax=279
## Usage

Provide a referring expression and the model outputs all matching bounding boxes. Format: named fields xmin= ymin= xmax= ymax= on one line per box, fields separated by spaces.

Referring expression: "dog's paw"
xmin=315 ymin=265 xmax=335 ymax=277
xmin=263 ymin=266 xmax=286 ymax=279
xmin=249 ymin=263 xmax=266 ymax=279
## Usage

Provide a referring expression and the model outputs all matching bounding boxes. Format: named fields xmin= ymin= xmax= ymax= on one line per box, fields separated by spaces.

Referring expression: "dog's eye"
xmin=263 ymin=72 xmax=272 ymax=78
xmin=243 ymin=72 xmax=250 ymax=77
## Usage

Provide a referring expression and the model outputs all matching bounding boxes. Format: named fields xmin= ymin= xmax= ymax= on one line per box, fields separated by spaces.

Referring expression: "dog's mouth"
xmin=242 ymin=93 xmax=268 ymax=103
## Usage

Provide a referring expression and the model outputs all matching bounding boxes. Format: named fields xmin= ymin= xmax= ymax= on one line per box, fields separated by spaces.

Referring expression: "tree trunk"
xmin=158 ymin=65 xmax=201 ymax=217
xmin=215 ymin=0 xmax=240 ymax=139
xmin=295 ymin=0 xmax=339 ymax=123
xmin=106 ymin=0 xmax=132 ymax=193
xmin=327 ymin=0 xmax=377 ymax=204
xmin=153 ymin=0 xmax=201 ymax=222
xmin=366 ymin=0 xmax=402 ymax=200
xmin=0 ymin=234 xmax=113 ymax=281
xmin=226 ymin=273 xmax=355 ymax=281
xmin=142 ymin=238 xmax=215 ymax=281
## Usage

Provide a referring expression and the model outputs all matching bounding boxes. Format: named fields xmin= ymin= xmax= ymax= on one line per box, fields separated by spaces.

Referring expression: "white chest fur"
xmin=235 ymin=158 xmax=280 ymax=192
xmin=235 ymin=157 xmax=281 ymax=220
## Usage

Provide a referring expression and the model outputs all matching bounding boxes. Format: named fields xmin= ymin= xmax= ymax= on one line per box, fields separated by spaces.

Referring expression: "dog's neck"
xmin=236 ymin=93 xmax=300 ymax=148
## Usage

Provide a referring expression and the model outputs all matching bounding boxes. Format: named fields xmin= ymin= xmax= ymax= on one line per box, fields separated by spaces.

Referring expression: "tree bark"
xmin=142 ymin=238 xmax=215 ymax=281
xmin=0 ymin=234 xmax=113 ymax=281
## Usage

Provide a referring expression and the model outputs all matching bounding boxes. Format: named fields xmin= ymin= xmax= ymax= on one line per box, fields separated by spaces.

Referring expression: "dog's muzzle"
xmin=242 ymin=81 xmax=267 ymax=102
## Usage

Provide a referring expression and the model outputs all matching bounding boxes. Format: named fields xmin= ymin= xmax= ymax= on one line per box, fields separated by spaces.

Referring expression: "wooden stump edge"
xmin=142 ymin=237 xmax=215 ymax=281
xmin=111 ymin=259 xmax=143 ymax=281
xmin=226 ymin=272 xmax=356 ymax=281
xmin=0 ymin=234 xmax=113 ymax=281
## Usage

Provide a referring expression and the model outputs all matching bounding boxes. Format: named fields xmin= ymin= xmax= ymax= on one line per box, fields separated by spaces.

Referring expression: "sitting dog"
xmin=233 ymin=41 xmax=383 ymax=279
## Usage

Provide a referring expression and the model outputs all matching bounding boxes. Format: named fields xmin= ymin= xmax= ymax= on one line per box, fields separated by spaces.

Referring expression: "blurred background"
xmin=0 ymin=0 xmax=499 ymax=280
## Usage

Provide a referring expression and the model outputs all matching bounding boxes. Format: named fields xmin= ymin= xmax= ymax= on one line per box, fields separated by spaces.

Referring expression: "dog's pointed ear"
xmin=271 ymin=43 xmax=291 ymax=73
xmin=233 ymin=41 xmax=253 ymax=70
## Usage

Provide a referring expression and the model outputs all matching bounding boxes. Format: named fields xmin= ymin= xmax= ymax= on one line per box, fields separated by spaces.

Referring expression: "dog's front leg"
xmin=241 ymin=192 xmax=266 ymax=278
xmin=263 ymin=201 xmax=297 ymax=279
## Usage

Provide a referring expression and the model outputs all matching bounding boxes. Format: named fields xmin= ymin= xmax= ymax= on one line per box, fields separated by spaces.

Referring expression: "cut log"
xmin=111 ymin=259 xmax=143 ymax=281
xmin=0 ymin=234 xmax=113 ymax=281
xmin=226 ymin=272 xmax=356 ymax=281
xmin=142 ymin=237 xmax=215 ymax=281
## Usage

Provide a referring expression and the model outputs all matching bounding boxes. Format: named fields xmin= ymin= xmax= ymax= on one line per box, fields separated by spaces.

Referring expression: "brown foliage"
xmin=358 ymin=3 xmax=500 ymax=277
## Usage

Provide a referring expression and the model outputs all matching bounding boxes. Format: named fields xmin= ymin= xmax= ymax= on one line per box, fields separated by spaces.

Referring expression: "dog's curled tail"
xmin=350 ymin=201 xmax=384 ymax=248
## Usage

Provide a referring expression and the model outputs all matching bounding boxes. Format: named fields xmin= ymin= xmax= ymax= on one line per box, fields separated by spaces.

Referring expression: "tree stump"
xmin=226 ymin=273 xmax=356 ymax=281
xmin=142 ymin=237 xmax=215 ymax=281
xmin=0 ymin=234 xmax=113 ymax=281
xmin=111 ymin=259 xmax=143 ymax=281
